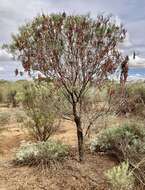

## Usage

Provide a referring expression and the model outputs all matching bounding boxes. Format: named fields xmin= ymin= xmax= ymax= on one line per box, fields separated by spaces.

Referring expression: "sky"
xmin=0 ymin=0 xmax=145 ymax=80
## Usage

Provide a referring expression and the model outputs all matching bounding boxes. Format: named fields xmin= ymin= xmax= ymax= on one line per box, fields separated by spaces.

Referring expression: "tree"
xmin=7 ymin=13 xmax=128 ymax=161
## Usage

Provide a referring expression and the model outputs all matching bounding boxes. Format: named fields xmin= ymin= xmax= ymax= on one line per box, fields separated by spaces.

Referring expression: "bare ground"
xmin=0 ymin=109 xmax=116 ymax=190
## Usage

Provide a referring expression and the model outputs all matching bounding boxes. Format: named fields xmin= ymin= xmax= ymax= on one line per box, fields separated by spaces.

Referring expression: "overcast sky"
xmin=0 ymin=0 xmax=145 ymax=56
xmin=0 ymin=0 xmax=145 ymax=64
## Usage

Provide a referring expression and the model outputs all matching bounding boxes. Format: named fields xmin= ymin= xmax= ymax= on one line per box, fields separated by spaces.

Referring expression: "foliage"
xmin=111 ymin=82 xmax=145 ymax=116
xmin=15 ymin=140 xmax=69 ymax=166
xmin=90 ymin=123 xmax=145 ymax=153
xmin=22 ymin=81 xmax=62 ymax=141
xmin=7 ymin=89 xmax=17 ymax=107
xmin=105 ymin=162 xmax=135 ymax=190
xmin=0 ymin=80 xmax=28 ymax=106
xmin=0 ymin=81 xmax=12 ymax=104
xmin=126 ymin=83 xmax=145 ymax=116
xmin=90 ymin=123 xmax=145 ymax=187
xmin=126 ymin=83 xmax=145 ymax=101
xmin=81 ymin=85 xmax=112 ymax=135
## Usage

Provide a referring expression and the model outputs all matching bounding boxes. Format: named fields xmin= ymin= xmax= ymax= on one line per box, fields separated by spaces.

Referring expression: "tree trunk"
xmin=72 ymin=102 xmax=84 ymax=161
xmin=75 ymin=117 xmax=84 ymax=161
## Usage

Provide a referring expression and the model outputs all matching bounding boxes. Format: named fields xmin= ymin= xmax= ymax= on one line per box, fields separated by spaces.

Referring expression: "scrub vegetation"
xmin=0 ymin=13 xmax=143 ymax=190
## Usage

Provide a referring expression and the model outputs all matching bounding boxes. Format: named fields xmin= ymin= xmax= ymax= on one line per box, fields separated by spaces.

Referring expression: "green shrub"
xmin=90 ymin=123 xmax=145 ymax=154
xmin=90 ymin=123 xmax=145 ymax=188
xmin=126 ymin=83 xmax=145 ymax=103
xmin=15 ymin=91 xmax=25 ymax=105
xmin=0 ymin=112 xmax=11 ymax=125
xmin=22 ymin=81 xmax=63 ymax=141
xmin=15 ymin=140 xmax=69 ymax=166
xmin=105 ymin=162 xmax=135 ymax=190
xmin=0 ymin=80 xmax=29 ymax=106
xmin=111 ymin=82 xmax=145 ymax=116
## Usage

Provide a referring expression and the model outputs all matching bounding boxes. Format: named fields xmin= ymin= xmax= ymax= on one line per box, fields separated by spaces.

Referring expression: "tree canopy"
xmin=9 ymin=14 xmax=126 ymax=91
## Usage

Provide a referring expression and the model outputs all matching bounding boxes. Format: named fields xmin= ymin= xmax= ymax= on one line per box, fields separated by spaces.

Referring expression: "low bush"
xmin=111 ymin=82 xmax=145 ymax=116
xmin=15 ymin=140 xmax=69 ymax=166
xmin=90 ymin=123 xmax=145 ymax=188
xmin=90 ymin=123 xmax=145 ymax=154
xmin=105 ymin=162 xmax=135 ymax=190
xmin=0 ymin=80 xmax=29 ymax=106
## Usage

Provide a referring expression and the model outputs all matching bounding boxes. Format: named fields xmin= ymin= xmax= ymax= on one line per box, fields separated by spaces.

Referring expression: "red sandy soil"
xmin=0 ymin=118 xmax=115 ymax=190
